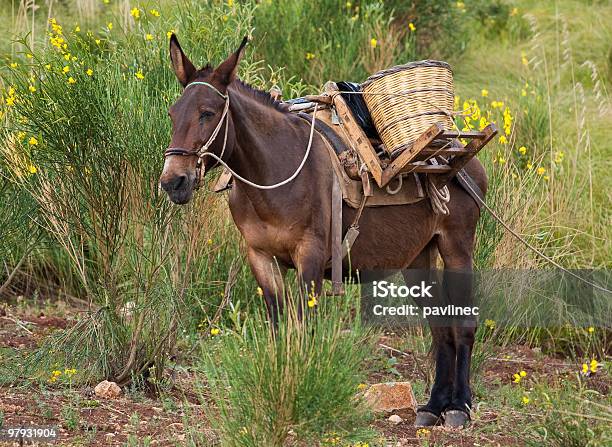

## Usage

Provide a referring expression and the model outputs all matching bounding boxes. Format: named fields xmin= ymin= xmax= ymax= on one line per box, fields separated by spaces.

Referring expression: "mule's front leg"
xmin=292 ymin=241 xmax=326 ymax=318
xmin=247 ymin=248 xmax=287 ymax=327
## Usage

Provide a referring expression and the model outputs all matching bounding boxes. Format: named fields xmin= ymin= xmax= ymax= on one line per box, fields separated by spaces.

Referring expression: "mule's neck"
xmin=224 ymin=84 xmax=313 ymax=195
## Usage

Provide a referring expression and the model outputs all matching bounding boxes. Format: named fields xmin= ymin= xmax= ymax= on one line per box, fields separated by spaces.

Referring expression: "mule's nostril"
xmin=161 ymin=174 xmax=188 ymax=192
xmin=175 ymin=174 xmax=187 ymax=190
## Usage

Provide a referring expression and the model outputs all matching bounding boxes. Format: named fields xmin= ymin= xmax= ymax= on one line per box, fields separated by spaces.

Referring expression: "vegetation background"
xmin=0 ymin=0 xmax=610 ymax=445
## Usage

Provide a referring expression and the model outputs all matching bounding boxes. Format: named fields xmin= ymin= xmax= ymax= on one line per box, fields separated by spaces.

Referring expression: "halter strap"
xmin=184 ymin=81 xmax=227 ymax=99
xmin=164 ymin=81 xmax=231 ymax=189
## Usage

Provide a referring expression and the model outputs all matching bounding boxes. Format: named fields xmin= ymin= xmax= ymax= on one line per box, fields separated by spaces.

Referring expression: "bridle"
xmin=164 ymin=81 xmax=230 ymax=189
xmin=163 ymin=81 xmax=319 ymax=191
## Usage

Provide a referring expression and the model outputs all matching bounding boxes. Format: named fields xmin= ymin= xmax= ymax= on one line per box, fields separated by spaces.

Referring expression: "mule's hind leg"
xmin=247 ymin=248 xmax=287 ymax=326
xmin=437 ymin=228 xmax=477 ymax=428
xmin=403 ymin=240 xmax=455 ymax=427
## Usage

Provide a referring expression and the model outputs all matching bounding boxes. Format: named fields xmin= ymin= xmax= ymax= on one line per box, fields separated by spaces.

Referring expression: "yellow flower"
xmin=86 ymin=68 xmax=93 ymax=76
xmin=64 ymin=368 xmax=77 ymax=376
xmin=63 ymin=65 xmax=70 ymax=74
xmin=537 ymin=167 xmax=545 ymax=175
xmin=10 ymin=62 xmax=18 ymax=68
xmin=498 ymin=135 xmax=507 ymax=144
xmin=63 ymin=53 xmax=71 ymax=61
xmin=554 ymin=151 xmax=565 ymax=163
xmin=130 ymin=8 xmax=140 ymax=19
xmin=408 ymin=22 xmax=416 ymax=32
xmin=357 ymin=383 xmax=367 ymax=390
xmin=590 ymin=359 xmax=599 ymax=373
xmin=416 ymin=428 xmax=431 ymax=437
xmin=512 ymin=373 xmax=521 ymax=383
xmin=207 ymin=238 xmax=213 ymax=245
xmin=519 ymin=370 xmax=527 ymax=377
xmin=145 ymin=33 xmax=154 ymax=41
xmin=543 ymin=175 xmax=550 ymax=181
xmin=484 ymin=319 xmax=496 ymax=329
xmin=228 ymin=0 xmax=234 ymax=6
xmin=95 ymin=39 xmax=101 ymax=45
xmin=256 ymin=287 xmax=264 ymax=296
xmin=498 ymin=157 xmax=506 ymax=164
xmin=582 ymin=363 xmax=588 ymax=374
xmin=107 ymin=22 xmax=113 ymax=30
xmin=135 ymin=70 xmax=145 ymax=80
xmin=17 ymin=131 xmax=26 ymax=141
xmin=74 ymin=26 xmax=80 ymax=33
xmin=28 ymin=137 xmax=39 ymax=146
xmin=518 ymin=146 xmax=527 ymax=155
xmin=370 ymin=38 xmax=377 ymax=48
xmin=222 ymin=15 xmax=229 ymax=22
xmin=149 ymin=9 xmax=160 ymax=17
xmin=5 ymin=96 xmax=15 ymax=106
xmin=27 ymin=164 xmax=37 ymax=174
xmin=67 ymin=77 xmax=76 ymax=84
xmin=28 ymin=85 xmax=36 ymax=93
xmin=305 ymin=52 xmax=315 ymax=60
xmin=481 ymin=89 xmax=488 ymax=97
xmin=521 ymin=51 xmax=529 ymax=66
xmin=521 ymin=89 xmax=527 ymax=97
xmin=526 ymin=162 xmax=533 ymax=170
xmin=167 ymin=30 xmax=175 ymax=39
xmin=346 ymin=1 xmax=352 ymax=8
xmin=210 ymin=328 xmax=220 ymax=336
xmin=511 ymin=8 xmax=519 ymax=17
xmin=307 ymin=296 xmax=318 ymax=308
xmin=49 ymin=35 xmax=66 ymax=48
xmin=44 ymin=64 xmax=51 ymax=70
xmin=522 ymin=396 xmax=530 ymax=405
xmin=25 ymin=53 xmax=33 ymax=59
xmin=588 ymin=326 xmax=594 ymax=334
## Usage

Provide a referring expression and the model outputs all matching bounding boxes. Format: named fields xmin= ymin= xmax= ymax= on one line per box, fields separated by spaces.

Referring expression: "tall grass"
xmin=201 ymin=290 xmax=376 ymax=447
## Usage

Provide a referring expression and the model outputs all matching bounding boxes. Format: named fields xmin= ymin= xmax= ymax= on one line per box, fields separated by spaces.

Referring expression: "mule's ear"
xmin=169 ymin=34 xmax=196 ymax=87
xmin=213 ymin=36 xmax=248 ymax=86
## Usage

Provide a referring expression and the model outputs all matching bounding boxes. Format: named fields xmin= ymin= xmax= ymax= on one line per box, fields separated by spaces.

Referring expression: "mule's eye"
xmin=200 ymin=110 xmax=215 ymax=121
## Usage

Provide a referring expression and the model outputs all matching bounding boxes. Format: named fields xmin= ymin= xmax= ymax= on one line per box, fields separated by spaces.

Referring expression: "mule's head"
xmin=160 ymin=35 xmax=247 ymax=204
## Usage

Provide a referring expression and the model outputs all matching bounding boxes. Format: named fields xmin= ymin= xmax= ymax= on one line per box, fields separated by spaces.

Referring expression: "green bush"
xmin=201 ymin=292 xmax=376 ymax=447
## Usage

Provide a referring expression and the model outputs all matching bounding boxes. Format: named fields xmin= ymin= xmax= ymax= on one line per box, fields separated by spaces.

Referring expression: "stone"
xmin=94 ymin=380 xmax=122 ymax=399
xmin=388 ymin=414 xmax=403 ymax=424
xmin=363 ymin=382 xmax=417 ymax=413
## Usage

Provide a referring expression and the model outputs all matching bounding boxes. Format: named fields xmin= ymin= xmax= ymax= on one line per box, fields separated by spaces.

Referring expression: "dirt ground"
xmin=0 ymin=300 xmax=607 ymax=446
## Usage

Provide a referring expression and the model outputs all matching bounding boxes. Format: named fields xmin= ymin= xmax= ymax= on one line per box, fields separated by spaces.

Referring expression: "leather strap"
xmin=456 ymin=169 xmax=484 ymax=211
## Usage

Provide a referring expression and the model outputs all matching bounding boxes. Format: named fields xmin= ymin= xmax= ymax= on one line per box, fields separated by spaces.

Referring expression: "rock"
xmin=94 ymin=380 xmax=122 ymax=399
xmin=388 ymin=414 xmax=403 ymax=424
xmin=363 ymin=382 xmax=417 ymax=413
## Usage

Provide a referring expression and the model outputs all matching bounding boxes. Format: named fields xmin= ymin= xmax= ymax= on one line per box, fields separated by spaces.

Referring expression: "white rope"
xmin=200 ymin=104 xmax=318 ymax=190
xmin=426 ymin=177 xmax=450 ymax=215
xmin=459 ymin=179 xmax=611 ymax=294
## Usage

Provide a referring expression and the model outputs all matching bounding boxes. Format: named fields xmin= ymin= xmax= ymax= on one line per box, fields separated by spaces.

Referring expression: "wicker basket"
xmin=361 ymin=60 xmax=455 ymax=155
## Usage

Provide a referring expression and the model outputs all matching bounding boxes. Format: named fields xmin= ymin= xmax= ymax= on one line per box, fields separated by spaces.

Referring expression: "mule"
xmin=159 ymin=36 xmax=487 ymax=428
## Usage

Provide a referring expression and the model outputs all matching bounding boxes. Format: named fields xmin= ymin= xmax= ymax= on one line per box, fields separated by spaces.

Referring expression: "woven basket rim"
xmin=361 ymin=60 xmax=452 ymax=89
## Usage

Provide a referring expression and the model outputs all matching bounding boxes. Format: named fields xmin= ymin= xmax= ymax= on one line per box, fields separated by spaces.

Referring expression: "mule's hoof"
xmin=443 ymin=409 xmax=470 ymax=428
xmin=414 ymin=410 xmax=442 ymax=427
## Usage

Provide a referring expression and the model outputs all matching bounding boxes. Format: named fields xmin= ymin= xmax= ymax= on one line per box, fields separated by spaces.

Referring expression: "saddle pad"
xmin=306 ymin=109 xmax=426 ymax=209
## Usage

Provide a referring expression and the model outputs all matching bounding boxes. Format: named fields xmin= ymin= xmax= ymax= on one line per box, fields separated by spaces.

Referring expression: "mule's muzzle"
xmin=160 ymin=173 xmax=196 ymax=205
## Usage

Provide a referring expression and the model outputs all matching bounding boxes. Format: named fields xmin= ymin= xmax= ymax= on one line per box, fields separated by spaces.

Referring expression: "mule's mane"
xmin=194 ymin=66 xmax=289 ymax=112
xmin=233 ymin=79 xmax=290 ymax=113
